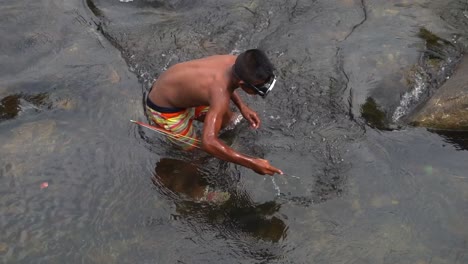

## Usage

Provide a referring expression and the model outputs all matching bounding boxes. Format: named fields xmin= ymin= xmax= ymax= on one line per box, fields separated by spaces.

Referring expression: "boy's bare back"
xmin=148 ymin=55 xmax=237 ymax=109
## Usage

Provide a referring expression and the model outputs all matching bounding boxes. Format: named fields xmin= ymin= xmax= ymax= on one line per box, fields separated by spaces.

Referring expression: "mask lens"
xmin=257 ymin=76 xmax=276 ymax=97
xmin=236 ymin=67 xmax=276 ymax=97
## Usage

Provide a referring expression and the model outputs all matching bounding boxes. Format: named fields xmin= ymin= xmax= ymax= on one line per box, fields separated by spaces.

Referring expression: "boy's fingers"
xmin=254 ymin=116 xmax=261 ymax=128
xmin=250 ymin=121 xmax=259 ymax=129
xmin=269 ymin=166 xmax=283 ymax=175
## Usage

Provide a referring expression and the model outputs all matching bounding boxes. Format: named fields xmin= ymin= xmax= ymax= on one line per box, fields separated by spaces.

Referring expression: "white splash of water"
xmin=392 ymin=71 xmax=428 ymax=122
xmin=161 ymin=53 xmax=177 ymax=71
xmin=271 ymin=177 xmax=281 ymax=196
xmin=220 ymin=112 xmax=243 ymax=133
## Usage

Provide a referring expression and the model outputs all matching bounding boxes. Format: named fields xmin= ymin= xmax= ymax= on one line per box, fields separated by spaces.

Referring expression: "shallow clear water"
xmin=1 ymin=0 xmax=468 ymax=263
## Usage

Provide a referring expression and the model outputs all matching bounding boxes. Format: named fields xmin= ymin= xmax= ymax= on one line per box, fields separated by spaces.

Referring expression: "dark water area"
xmin=1 ymin=0 xmax=468 ymax=263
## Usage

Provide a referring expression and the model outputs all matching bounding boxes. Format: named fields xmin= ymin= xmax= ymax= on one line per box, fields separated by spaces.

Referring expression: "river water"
xmin=1 ymin=0 xmax=468 ymax=263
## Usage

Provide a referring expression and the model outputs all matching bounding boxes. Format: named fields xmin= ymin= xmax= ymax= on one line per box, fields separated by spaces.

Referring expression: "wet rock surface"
xmin=1 ymin=0 xmax=468 ymax=263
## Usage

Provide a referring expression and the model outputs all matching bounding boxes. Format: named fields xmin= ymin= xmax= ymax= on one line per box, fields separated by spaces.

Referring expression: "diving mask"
xmin=233 ymin=66 xmax=277 ymax=97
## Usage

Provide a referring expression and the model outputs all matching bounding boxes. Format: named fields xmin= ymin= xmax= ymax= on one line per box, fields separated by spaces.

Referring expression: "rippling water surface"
xmin=1 ymin=0 xmax=468 ymax=263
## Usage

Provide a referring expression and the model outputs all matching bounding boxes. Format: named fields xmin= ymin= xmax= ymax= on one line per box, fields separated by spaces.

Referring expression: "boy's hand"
xmin=251 ymin=158 xmax=283 ymax=176
xmin=240 ymin=106 xmax=261 ymax=129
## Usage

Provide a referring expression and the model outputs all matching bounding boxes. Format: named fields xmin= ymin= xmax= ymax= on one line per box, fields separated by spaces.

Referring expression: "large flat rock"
xmin=410 ymin=56 xmax=468 ymax=130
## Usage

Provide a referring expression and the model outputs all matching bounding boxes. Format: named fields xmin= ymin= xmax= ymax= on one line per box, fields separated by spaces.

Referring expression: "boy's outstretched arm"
xmin=202 ymin=93 xmax=282 ymax=176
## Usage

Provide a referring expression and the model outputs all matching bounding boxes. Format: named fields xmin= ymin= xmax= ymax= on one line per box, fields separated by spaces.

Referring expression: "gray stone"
xmin=410 ymin=56 xmax=468 ymax=130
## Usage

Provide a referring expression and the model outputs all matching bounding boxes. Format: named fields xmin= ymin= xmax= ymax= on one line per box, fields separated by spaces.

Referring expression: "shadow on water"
xmin=152 ymin=158 xmax=287 ymax=244
xmin=430 ymin=130 xmax=468 ymax=151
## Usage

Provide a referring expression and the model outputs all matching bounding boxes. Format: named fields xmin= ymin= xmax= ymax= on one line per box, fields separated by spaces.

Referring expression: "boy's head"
xmin=234 ymin=49 xmax=277 ymax=97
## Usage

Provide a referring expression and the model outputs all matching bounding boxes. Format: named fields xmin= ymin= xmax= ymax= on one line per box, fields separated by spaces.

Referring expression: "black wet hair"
xmin=234 ymin=49 xmax=274 ymax=84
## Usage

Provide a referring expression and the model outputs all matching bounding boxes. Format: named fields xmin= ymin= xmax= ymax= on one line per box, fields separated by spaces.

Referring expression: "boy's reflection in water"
xmin=152 ymin=158 xmax=287 ymax=242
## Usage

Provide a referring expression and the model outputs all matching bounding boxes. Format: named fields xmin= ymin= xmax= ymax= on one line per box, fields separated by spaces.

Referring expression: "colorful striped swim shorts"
xmin=146 ymin=97 xmax=209 ymax=150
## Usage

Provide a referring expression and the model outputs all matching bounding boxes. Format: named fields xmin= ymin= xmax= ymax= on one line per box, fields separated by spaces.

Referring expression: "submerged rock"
xmin=390 ymin=28 xmax=462 ymax=125
xmin=355 ymin=27 xmax=462 ymax=130
xmin=410 ymin=56 xmax=468 ymax=130
xmin=0 ymin=93 xmax=51 ymax=121
xmin=360 ymin=97 xmax=389 ymax=130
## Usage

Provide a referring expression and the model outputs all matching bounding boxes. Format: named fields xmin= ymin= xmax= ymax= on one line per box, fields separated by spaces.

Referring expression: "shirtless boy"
xmin=146 ymin=49 xmax=283 ymax=176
